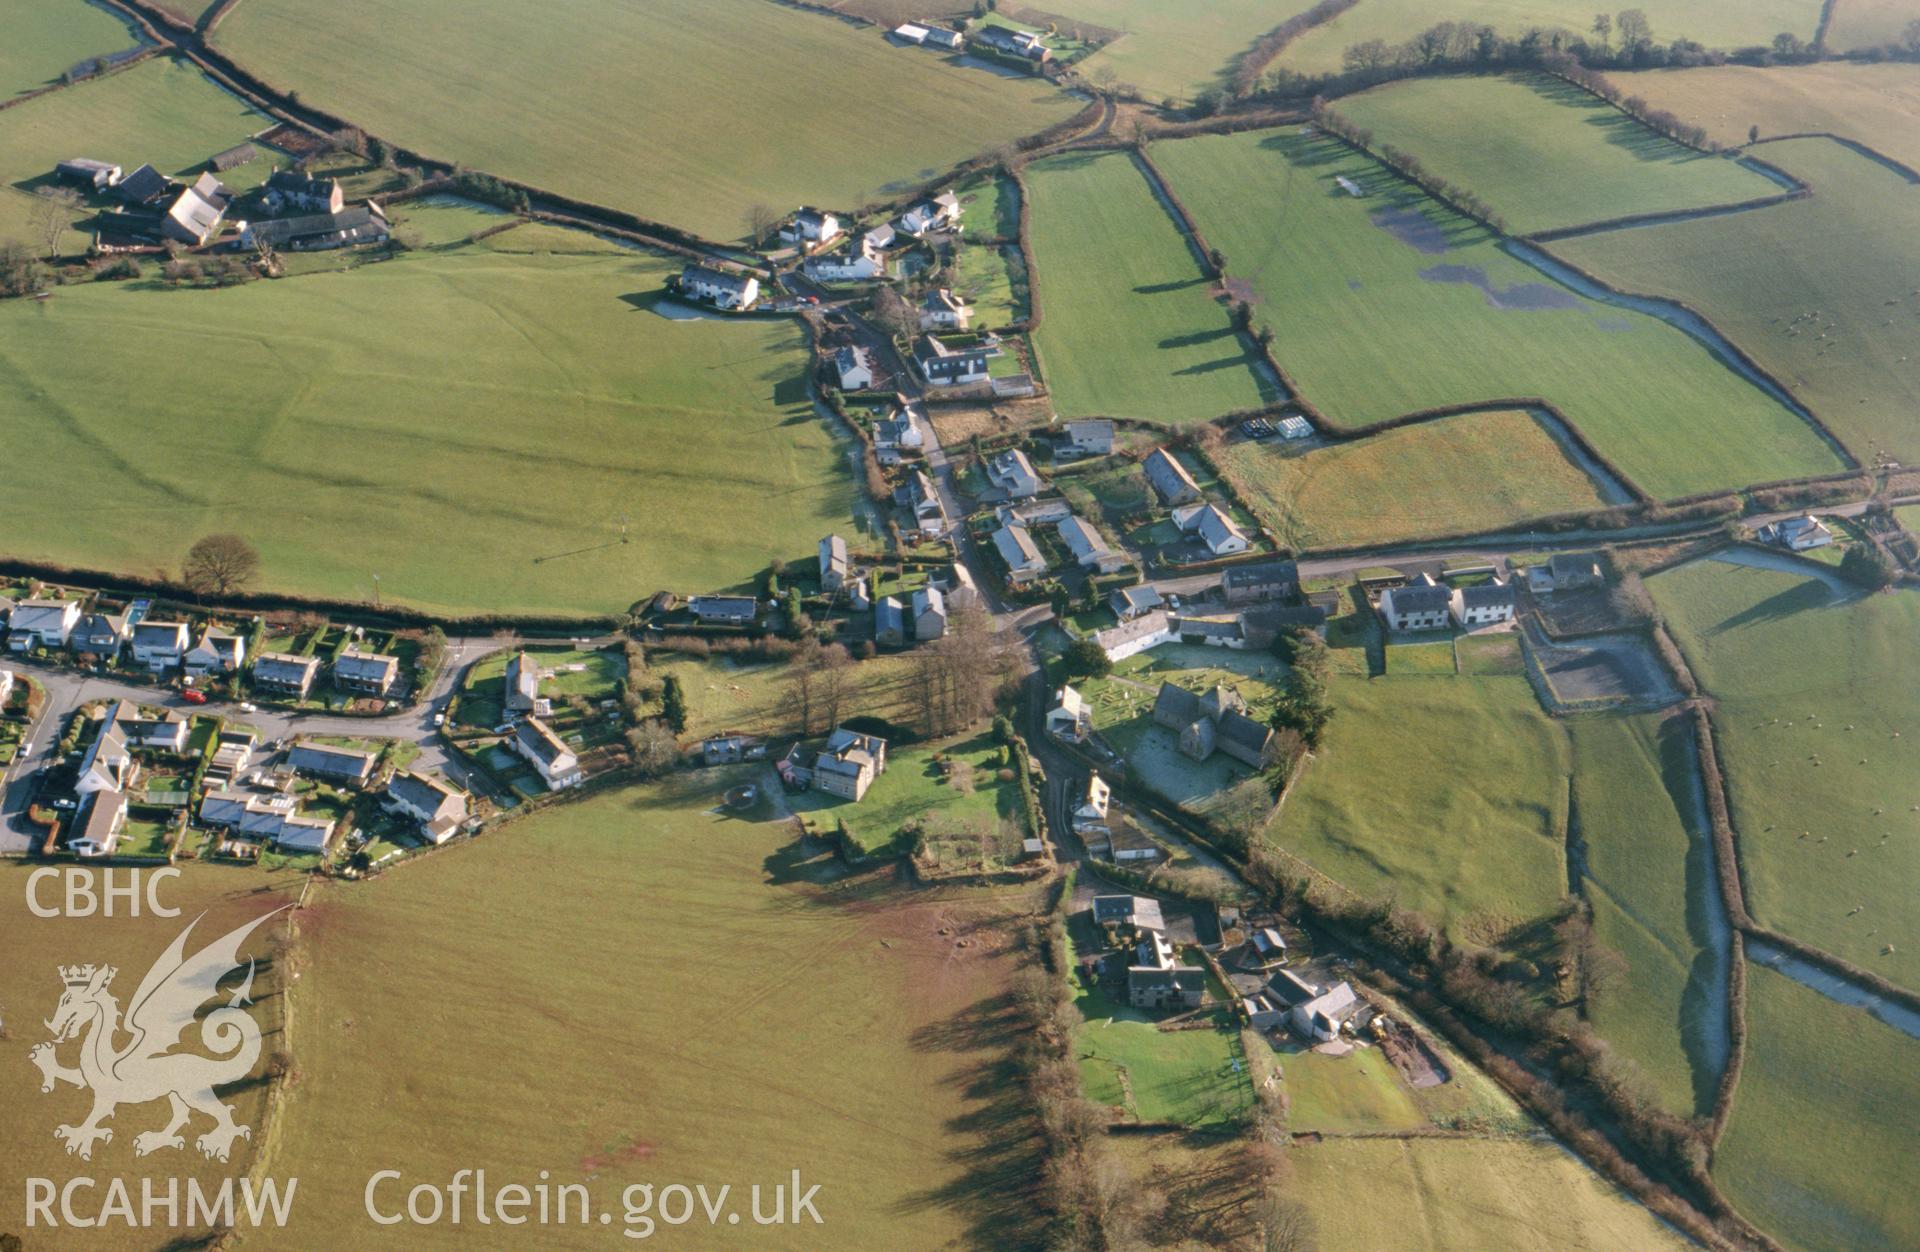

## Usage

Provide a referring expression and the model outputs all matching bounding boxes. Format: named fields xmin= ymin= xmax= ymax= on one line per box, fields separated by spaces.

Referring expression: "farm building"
xmin=513 ymin=716 xmax=584 ymax=789
xmin=264 ymin=169 xmax=344 ymax=215
xmin=209 ymin=142 xmax=257 ymax=172
xmin=677 ymin=263 xmax=760 ymax=311
xmin=1094 ymin=609 xmax=1176 ymax=662
xmin=1058 ymin=515 xmax=1127 ymax=573
xmin=985 ymin=448 xmax=1042 ymax=498
xmin=993 ymin=523 xmax=1048 ymax=583
xmin=1451 ymin=579 xmax=1517 ymax=627
xmin=1143 ymin=449 xmax=1201 ymax=505
xmin=8 ymin=598 xmax=82 ymax=651
xmin=252 ymin=652 xmax=321 ymax=698
xmin=1223 ymin=561 xmax=1298 ymax=606
xmin=240 ymin=203 xmax=389 ymax=251
xmin=1152 ymin=682 xmax=1277 ymax=768
xmin=56 ymin=158 xmax=121 ymax=190
xmin=1172 ymin=503 xmax=1250 ymax=556
xmin=688 ymin=596 xmax=758 ymax=625
xmin=1093 ymin=893 xmax=1166 ymax=939
xmin=919 ymin=288 xmax=973 ymax=330
xmin=922 ymin=26 xmax=964 ymax=49
xmin=1378 ymin=574 xmax=1451 ymax=632
xmin=287 ymin=741 xmax=378 ymax=786
xmin=113 ymin=164 xmax=170 ymax=206
xmin=890 ymin=22 xmax=929 ymax=44
xmin=334 ymin=647 xmax=400 ymax=695
xmin=1278 ymin=416 xmax=1314 ymax=439
xmin=1047 ymin=685 xmax=1092 ymax=742
xmin=163 ymin=175 xmax=229 ymax=245
xmin=912 ymin=334 xmax=989 ymax=388
xmin=1334 ymin=175 xmax=1364 ymax=197
xmin=972 ymin=25 xmax=1050 ymax=64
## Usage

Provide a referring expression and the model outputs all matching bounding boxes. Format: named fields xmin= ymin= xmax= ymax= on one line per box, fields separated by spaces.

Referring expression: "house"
xmin=1108 ymin=821 xmax=1163 ymax=863
xmin=199 ymin=787 xmax=332 ymax=851
xmin=781 ymin=726 xmax=888 ymax=801
xmin=1109 ymin=584 xmax=1164 ymax=621
xmin=923 ymin=25 xmax=964 ymax=49
xmin=162 ymin=173 xmax=228 ymax=246
xmin=912 ymin=334 xmax=989 ymax=388
xmin=997 ymin=497 xmax=1073 ymax=527
xmin=1092 ymin=894 xmax=1166 ymax=938
xmin=513 ymin=716 xmax=584 ymax=789
xmin=251 ymin=652 xmax=320 ymax=699
xmin=677 ymin=263 xmax=760 ymax=311
xmin=334 ymin=647 xmax=401 ymax=695
xmin=56 ymin=158 xmax=122 ymax=191
xmin=862 ymin=221 xmax=897 ymax=252
xmin=985 ymin=448 xmax=1041 ymax=498
xmin=779 ymin=206 xmax=842 ymax=250
xmin=1057 ymin=516 xmax=1127 ymax=573
xmin=701 ymin=734 xmax=766 ymax=765
xmin=891 ymin=22 xmax=929 ymax=43
xmin=1776 ymin=514 xmax=1834 ymax=551
xmin=8 ymin=598 xmax=82 ymax=651
xmin=875 ymin=596 xmax=907 ymax=647
xmin=184 ymin=626 xmax=245 ymax=675
xmin=239 ymin=203 xmax=388 ymax=251
xmin=1278 ymin=415 xmax=1314 ymax=440
xmin=502 ymin=650 xmax=544 ymax=714
xmin=804 ymin=235 xmax=886 ymax=282
xmin=209 ymin=142 xmax=257 ymax=172
xmin=688 ymin=596 xmax=758 ymax=626
xmin=833 ymin=344 xmax=876 ymax=391
xmin=1094 ymin=609 xmax=1176 ymax=662
xmin=286 ymin=741 xmax=377 ymax=786
xmin=1173 ymin=503 xmax=1250 ymax=556
xmin=872 ymin=407 xmax=924 ymax=463
xmin=1291 ymin=981 xmax=1360 ymax=1042
xmin=1378 ymin=573 xmax=1451 ymax=632
xmin=1061 ymin=420 xmax=1114 ymax=458
xmin=383 ymin=769 xmax=468 ymax=840
xmin=264 ymin=169 xmax=344 ymax=215
xmin=911 ymin=585 xmax=947 ymax=641
xmin=898 ymin=191 xmax=961 ymax=237
xmin=0 ymin=668 xmax=12 ymax=706
xmin=972 ymin=25 xmax=1051 ymax=63
xmin=70 ymin=790 xmax=128 ymax=858
xmin=1451 ymin=579 xmax=1517 ymax=628
xmin=1128 ymin=933 xmax=1207 ymax=1010
xmin=919 ymin=288 xmax=973 ymax=330
xmin=1242 ymin=603 xmax=1329 ymax=648
xmin=113 ymin=164 xmax=171 ymax=206
xmin=819 ymin=535 xmax=851 ymax=592
xmin=1174 ymin=613 xmax=1245 ymax=648
xmin=940 ymin=561 xmax=980 ymax=608
xmin=74 ymin=721 xmax=133 ymax=795
xmin=1223 ymin=561 xmax=1298 ymax=606
xmin=70 ymin=612 xmax=129 ymax=658
xmin=1152 ymin=682 xmax=1277 ymax=768
xmin=1072 ymin=773 xmax=1111 ymax=836
xmin=129 ymin=620 xmax=189 ymax=669
xmin=1142 ymin=449 xmax=1201 ymax=505
xmin=993 ymin=524 xmax=1048 ymax=584
xmin=105 ymin=701 xmax=187 ymax=752
xmin=1046 ymin=685 xmax=1092 ymax=743
xmin=897 ymin=469 xmax=949 ymax=536
xmin=1530 ymin=550 xmax=1605 ymax=595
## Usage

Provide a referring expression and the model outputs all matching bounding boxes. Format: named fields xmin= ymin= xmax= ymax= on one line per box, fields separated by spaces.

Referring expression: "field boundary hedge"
xmin=0 ymin=45 xmax=163 ymax=114
xmin=1747 ymin=131 xmax=1920 ymax=183
xmin=1523 ymin=187 xmax=1805 ymax=244
xmin=1227 ymin=0 xmax=1362 ymax=98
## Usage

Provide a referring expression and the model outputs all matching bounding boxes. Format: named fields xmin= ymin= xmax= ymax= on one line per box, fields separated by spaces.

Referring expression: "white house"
xmin=834 ymin=344 xmax=876 ymax=391
xmin=993 ymin=524 xmax=1048 ymax=583
xmin=779 ymin=206 xmax=842 ymax=250
xmin=1173 ymin=503 xmax=1250 ymax=556
xmin=898 ymin=191 xmax=961 ymax=237
xmin=1047 ymin=685 xmax=1092 ymax=743
xmin=129 ymin=620 xmax=190 ymax=669
xmin=71 ymin=789 xmax=128 ymax=858
xmin=677 ymin=263 xmax=760 ymax=310
xmin=1777 ymin=514 xmax=1834 ymax=551
xmin=513 ymin=717 xmax=584 ymax=790
xmin=1450 ymin=579 xmax=1517 ymax=628
xmin=7 ymin=599 xmax=81 ymax=651
xmin=0 ymin=668 xmax=12 ymax=706
xmin=1072 ymin=774 xmax=1111 ymax=836
xmin=803 ymin=236 xmax=886 ymax=282
xmin=74 ymin=721 xmax=133 ymax=795
xmin=1093 ymin=610 xmax=1176 ymax=663
xmin=919 ymin=288 xmax=973 ymax=330
xmin=911 ymin=585 xmax=947 ymax=641
xmin=819 ymin=534 xmax=851 ymax=592
xmin=872 ymin=407 xmax=924 ymax=463
xmin=923 ymin=26 xmax=964 ymax=49
xmin=162 ymin=173 xmax=228 ymax=246
xmin=1060 ymin=420 xmax=1114 ymax=458
xmin=1378 ymin=574 xmax=1451 ymax=632
xmin=913 ymin=334 xmax=989 ymax=388
xmin=985 ymin=447 xmax=1041 ymax=498
xmin=1291 ymin=981 xmax=1360 ymax=1042
xmin=383 ymin=769 xmax=469 ymax=842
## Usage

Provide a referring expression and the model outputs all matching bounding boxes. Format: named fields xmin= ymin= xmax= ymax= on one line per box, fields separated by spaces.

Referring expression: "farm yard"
xmin=0 ymin=247 xmax=855 ymax=618
xmin=1150 ymin=128 xmax=1844 ymax=499
xmin=212 ymin=0 xmax=1079 ymax=241
xmin=1221 ymin=408 xmax=1617 ymax=550
xmin=1024 ymin=149 xmax=1277 ymax=425
xmin=0 ymin=0 xmax=143 ymax=100
xmin=1556 ymin=136 xmax=1920 ymax=466
xmin=1649 ymin=559 xmax=1920 ymax=992
xmin=1336 ymin=72 xmax=1785 ymax=235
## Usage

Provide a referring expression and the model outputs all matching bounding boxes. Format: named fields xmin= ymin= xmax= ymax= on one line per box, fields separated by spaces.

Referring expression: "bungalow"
xmin=113 ymin=164 xmax=171 ymax=206
xmin=1529 ymin=551 xmax=1604 ymax=594
xmin=992 ymin=523 xmax=1048 ymax=584
xmin=1378 ymin=573 xmax=1451 ymax=633
xmin=997 ymin=497 xmax=1073 ymax=527
xmin=1108 ymin=584 xmax=1164 ymax=621
xmin=184 ymin=626 xmax=245 ymax=675
xmin=919 ymin=288 xmax=973 ymax=331
xmin=1223 ymin=560 xmax=1298 ymax=606
xmin=199 ymin=787 xmax=333 ymax=851
xmin=1142 ymin=448 xmax=1201 ymax=505
xmin=70 ymin=612 xmax=129 ymax=658
xmin=1092 ymin=893 xmax=1166 ymax=938
xmin=57 ymin=157 xmax=123 ymax=191
xmin=923 ymin=25 xmax=965 ymax=49
xmin=819 ymin=535 xmax=851 ymax=592
xmin=1175 ymin=613 xmax=1246 ymax=648
xmin=1046 ymin=685 xmax=1092 ymax=743
xmin=70 ymin=790 xmax=128 ymax=858
xmin=505 ymin=650 xmax=543 ymax=713
xmin=677 ymin=263 xmax=760 ymax=311
xmin=688 ymin=596 xmax=758 ymax=626
xmin=383 ymin=769 xmax=468 ymax=841
xmin=862 ymin=221 xmax=897 ymax=252
xmin=972 ymin=25 xmax=1051 ymax=64
xmin=105 ymin=700 xmax=187 ymax=752
xmin=1173 ymin=503 xmax=1250 ymax=557
xmin=74 ymin=721 xmax=133 ymax=795
xmin=1451 ymin=579 xmax=1517 ymax=628
xmin=803 ymin=235 xmax=886 ymax=282
xmin=334 ymin=647 xmax=401 ymax=696
xmin=162 ymin=173 xmax=229 ymax=246
xmin=9 ymin=599 xmax=82 ymax=651
xmin=898 ymin=191 xmax=961 ymax=237
xmin=1775 ymin=514 xmax=1834 ymax=551
xmin=1093 ymin=609 xmax=1176 ymax=663
xmin=701 ymin=733 xmax=766 ymax=765
xmin=240 ymin=202 xmax=388 ymax=251
xmin=1072 ymin=773 xmax=1111 ymax=836
xmin=779 ymin=206 xmax=842 ymax=250
xmin=251 ymin=652 xmax=320 ymax=699
xmin=129 ymin=620 xmax=189 ymax=669
xmin=985 ymin=448 xmax=1041 ymax=499
xmin=912 ymin=334 xmax=989 ymax=388
xmin=264 ymin=169 xmax=344 ymax=215
xmin=911 ymin=585 xmax=947 ymax=641
xmin=833 ymin=344 xmax=876 ymax=391
xmin=780 ymin=726 xmax=887 ymax=801
xmin=897 ymin=469 xmax=949 ymax=536
xmin=513 ymin=716 xmax=584 ymax=789
xmin=286 ymin=741 xmax=377 ymax=786
xmin=1060 ymin=420 xmax=1114 ymax=458
xmin=1291 ymin=981 xmax=1360 ymax=1042
xmin=1152 ymin=682 xmax=1277 ymax=768
xmin=1057 ymin=516 xmax=1127 ymax=573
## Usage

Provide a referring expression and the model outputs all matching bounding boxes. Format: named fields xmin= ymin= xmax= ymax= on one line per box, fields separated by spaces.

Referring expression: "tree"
xmin=627 ymin=719 xmax=681 ymax=778
xmin=1258 ymin=1191 xmax=1319 ymax=1252
xmin=181 ymin=534 xmax=261 ymax=598
xmin=0 ymin=239 xmax=43 ymax=298
xmin=1840 ymin=543 xmax=1896 ymax=591
xmin=29 ymin=187 xmax=79 ymax=260
xmin=817 ymin=642 xmax=853 ymax=730
xmin=1270 ymin=628 xmax=1334 ymax=748
xmin=1749 ymin=123 xmax=1761 ymax=144
xmin=659 ymin=674 xmax=689 ymax=733
xmin=745 ymin=203 xmax=779 ymax=247
xmin=1615 ymin=8 xmax=1652 ymax=56
xmin=1590 ymin=12 xmax=1612 ymax=51
xmin=788 ymin=636 xmax=821 ymax=735
xmin=1061 ymin=637 xmax=1111 ymax=679
xmin=870 ymin=284 xmax=919 ymax=344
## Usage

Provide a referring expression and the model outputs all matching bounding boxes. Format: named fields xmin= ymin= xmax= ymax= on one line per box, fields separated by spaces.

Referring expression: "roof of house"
xmin=387 ymin=768 xmax=465 ymax=817
xmin=254 ymin=651 xmax=320 ymax=679
xmin=689 ymin=595 xmax=757 ymax=617
xmin=820 ymin=534 xmax=849 ymax=571
xmin=1056 ymin=515 xmax=1113 ymax=563
xmin=1457 ymin=580 xmax=1516 ymax=611
xmin=335 ymin=647 xmax=400 ymax=680
xmin=192 ymin=627 xmax=243 ymax=657
xmin=993 ymin=523 xmax=1044 ymax=570
xmin=912 ymin=333 xmax=985 ymax=365
xmin=681 ymin=262 xmax=755 ymax=293
xmin=74 ymin=612 xmax=128 ymax=641
xmin=1095 ymin=609 xmax=1172 ymax=653
xmin=1385 ymin=574 xmax=1451 ymax=615
xmin=1299 ymin=981 xmax=1359 ymax=1026
xmin=514 ymin=716 xmax=574 ymax=767
xmin=1051 ymin=685 xmax=1085 ymax=718
xmin=988 ymin=447 xmax=1038 ymax=487
xmin=132 ymin=620 xmax=188 ymax=646
xmin=1092 ymin=894 xmax=1166 ymax=931
xmin=1223 ymin=560 xmax=1298 ymax=592
xmin=1180 ymin=503 xmax=1246 ymax=551
xmin=1128 ymin=965 xmax=1208 ymax=993
xmin=1143 ymin=448 xmax=1200 ymax=499
xmin=1063 ymin=419 xmax=1114 ymax=447
xmin=77 ymin=788 xmax=126 ymax=846
xmin=266 ymin=169 xmax=338 ymax=198
xmin=923 ymin=288 xmax=968 ymax=314
xmin=910 ymin=584 xmax=945 ymax=619
xmin=287 ymin=741 xmax=376 ymax=777
xmin=11 ymin=599 xmax=80 ymax=631
xmin=1110 ymin=584 xmax=1164 ymax=614
xmin=78 ymin=720 xmax=130 ymax=783
xmin=1548 ymin=551 xmax=1602 ymax=579
xmin=792 ymin=206 xmax=836 ymax=229
xmin=245 ymin=203 xmax=385 ymax=248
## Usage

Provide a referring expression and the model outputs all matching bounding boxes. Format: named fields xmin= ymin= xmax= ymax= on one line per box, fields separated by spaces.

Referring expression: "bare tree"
xmin=30 ymin=187 xmax=79 ymax=260
xmin=817 ymin=642 xmax=853 ymax=729
xmin=1258 ymin=1191 xmax=1319 ymax=1252
xmin=181 ymin=534 xmax=261 ymax=598
xmin=745 ymin=203 xmax=779 ymax=248
xmin=1590 ymin=11 xmax=1612 ymax=51
xmin=870 ymin=284 xmax=919 ymax=344
xmin=626 ymin=719 xmax=681 ymax=778
xmin=788 ymin=636 xmax=821 ymax=736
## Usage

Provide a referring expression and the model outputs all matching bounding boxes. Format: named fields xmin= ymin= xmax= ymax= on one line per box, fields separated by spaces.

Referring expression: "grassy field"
xmin=266 ymin=773 xmax=1050 ymax=1248
xmin=1281 ymin=1034 xmax=1526 ymax=1134
xmin=1610 ymin=62 xmax=1920 ymax=172
xmin=951 ymin=241 xmax=1029 ymax=330
xmin=1277 ymin=0 xmax=1821 ymax=76
xmin=0 ymin=1 xmax=142 ymax=99
xmin=1006 ymin=0 xmax=1299 ymax=101
xmin=790 ymin=731 xmax=1024 ymax=858
xmin=1222 ymin=408 xmax=1614 ymax=550
xmin=1649 ymin=559 xmax=1920 ymax=991
xmin=1570 ymin=712 xmax=1724 ymax=1116
xmin=1025 ymin=149 xmax=1276 ymax=425
xmin=1825 ymin=0 xmax=1920 ymax=51
xmin=1557 ymin=136 xmax=1920 ymax=467
xmin=1714 ymin=965 xmax=1920 ymax=1252
xmin=1269 ymin=673 xmax=1569 ymax=940
xmin=213 ymin=0 xmax=1077 ymax=241
xmin=0 ymin=56 xmax=269 ymax=253
xmin=0 ymin=862 xmax=304 ymax=1245
xmin=0 ymin=247 xmax=856 ymax=618
xmin=647 ymin=652 xmax=922 ymax=743
xmin=1288 ymin=1136 xmax=1693 ymax=1250
xmin=1337 ymin=73 xmax=1782 ymax=234
xmin=1151 ymin=129 xmax=1842 ymax=498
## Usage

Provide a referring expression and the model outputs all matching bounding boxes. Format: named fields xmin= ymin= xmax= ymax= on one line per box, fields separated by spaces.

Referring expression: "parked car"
xmin=53 ymin=797 xmax=74 ymax=810
xmin=432 ymin=713 xmax=446 ymax=727
xmin=179 ymin=689 xmax=207 ymax=705
xmin=19 ymin=741 xmax=33 ymax=756
xmin=238 ymin=702 xmax=258 ymax=714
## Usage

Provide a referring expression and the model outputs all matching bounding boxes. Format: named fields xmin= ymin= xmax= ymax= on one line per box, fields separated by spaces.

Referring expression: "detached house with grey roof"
xmin=383 ymin=769 xmax=469 ymax=843
xmin=514 ymin=716 xmax=584 ymax=789
xmin=993 ymin=523 xmax=1048 ymax=584
xmin=9 ymin=599 xmax=82 ymax=651
xmin=70 ymin=612 xmax=129 ymax=658
xmin=505 ymin=651 xmax=543 ymax=713
xmin=185 ymin=626 xmax=245 ymax=675
xmin=252 ymin=652 xmax=320 ymax=698
xmin=129 ymin=620 xmax=189 ymax=669
xmin=677 ymin=263 xmax=759 ymax=311
xmin=333 ymin=647 xmax=400 ymax=696
xmin=912 ymin=334 xmax=989 ymax=389
xmin=985 ymin=447 xmax=1041 ymax=499
xmin=1142 ymin=448 xmax=1201 ymax=505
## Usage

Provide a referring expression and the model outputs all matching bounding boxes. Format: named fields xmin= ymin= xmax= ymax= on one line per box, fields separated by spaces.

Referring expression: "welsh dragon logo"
xmin=30 ymin=907 xmax=286 ymax=1162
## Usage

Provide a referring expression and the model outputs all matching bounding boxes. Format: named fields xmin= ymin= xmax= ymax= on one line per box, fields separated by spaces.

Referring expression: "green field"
xmin=1289 ymin=1136 xmax=1693 ymax=1250
xmin=1337 ymin=73 xmax=1782 ymax=234
xmin=951 ymin=241 xmax=1029 ymax=330
xmin=0 ymin=56 xmax=269 ymax=253
xmin=263 ymin=773 xmax=1046 ymax=1248
xmin=1649 ymin=560 xmax=1920 ymax=991
xmin=1571 ymin=713 xmax=1724 ymax=1115
xmin=0 ymin=248 xmax=855 ymax=618
xmin=1557 ymin=137 xmax=1920 ymax=466
xmin=790 ymin=731 xmax=1024 ymax=858
xmin=1269 ymin=673 xmax=1569 ymax=940
xmin=1714 ymin=966 xmax=1920 ymax=1252
xmin=1025 ymin=149 xmax=1275 ymax=425
xmin=1825 ymin=0 xmax=1920 ymax=51
xmin=0 ymin=1 xmax=141 ymax=99
xmin=1277 ymin=0 xmax=1822 ymax=76
xmin=647 ymin=652 xmax=924 ymax=744
xmin=213 ymin=0 xmax=1077 ymax=241
xmin=1012 ymin=0 xmax=1301 ymax=101
xmin=1222 ymin=408 xmax=1615 ymax=550
xmin=1281 ymin=1035 xmax=1525 ymax=1134
xmin=1150 ymin=128 xmax=1844 ymax=498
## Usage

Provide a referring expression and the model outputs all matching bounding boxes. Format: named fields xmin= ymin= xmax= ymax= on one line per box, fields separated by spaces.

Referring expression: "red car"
xmin=178 ymin=689 xmax=208 ymax=705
